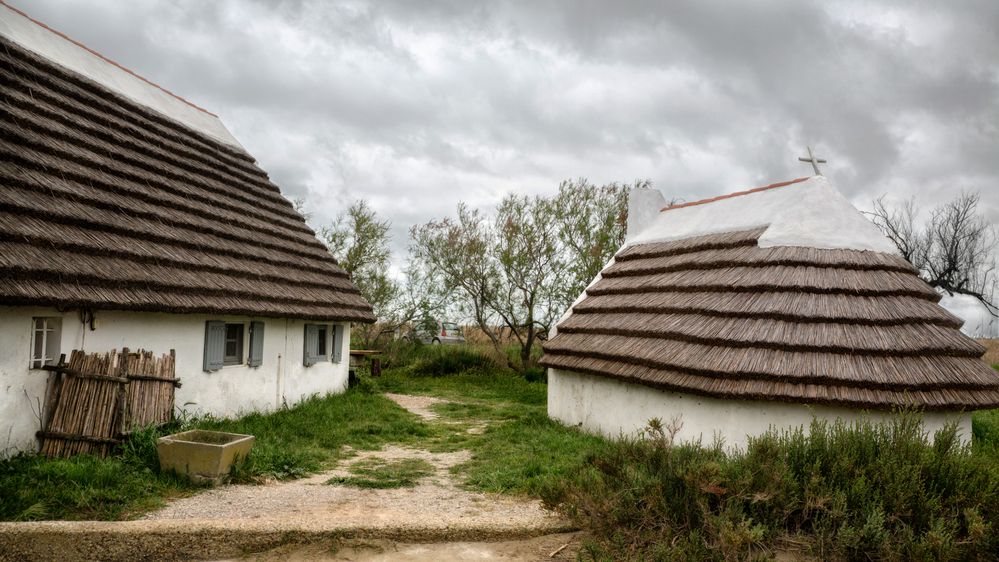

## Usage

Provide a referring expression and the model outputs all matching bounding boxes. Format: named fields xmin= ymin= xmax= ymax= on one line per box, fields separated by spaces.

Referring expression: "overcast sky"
xmin=16 ymin=0 xmax=999 ymax=263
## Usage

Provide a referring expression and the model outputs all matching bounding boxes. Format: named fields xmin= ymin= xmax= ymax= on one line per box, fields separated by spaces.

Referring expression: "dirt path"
xmin=143 ymin=393 xmax=560 ymax=532
xmin=0 ymin=393 xmax=574 ymax=561
xmin=142 ymin=443 xmax=557 ymax=532
xmin=382 ymin=393 xmax=449 ymax=420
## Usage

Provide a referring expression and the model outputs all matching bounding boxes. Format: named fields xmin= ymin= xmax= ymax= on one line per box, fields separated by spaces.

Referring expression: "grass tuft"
xmin=327 ymin=458 xmax=435 ymax=489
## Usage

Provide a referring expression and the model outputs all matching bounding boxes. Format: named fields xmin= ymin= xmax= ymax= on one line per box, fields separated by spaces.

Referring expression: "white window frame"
xmin=30 ymin=317 xmax=61 ymax=369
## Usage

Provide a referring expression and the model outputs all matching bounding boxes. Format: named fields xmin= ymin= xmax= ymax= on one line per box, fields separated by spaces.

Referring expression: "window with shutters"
xmin=304 ymin=323 xmax=332 ymax=366
xmin=29 ymin=317 xmax=62 ymax=369
xmin=204 ymin=320 xmax=248 ymax=371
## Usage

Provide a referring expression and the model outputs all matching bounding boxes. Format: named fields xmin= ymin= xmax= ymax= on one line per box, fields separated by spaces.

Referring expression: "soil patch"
xmin=383 ymin=393 xmax=449 ymax=420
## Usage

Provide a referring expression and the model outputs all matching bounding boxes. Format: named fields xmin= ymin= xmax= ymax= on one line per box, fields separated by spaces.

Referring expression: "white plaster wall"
xmin=548 ymin=369 xmax=974 ymax=451
xmin=0 ymin=306 xmax=351 ymax=454
xmin=0 ymin=307 xmax=50 ymax=454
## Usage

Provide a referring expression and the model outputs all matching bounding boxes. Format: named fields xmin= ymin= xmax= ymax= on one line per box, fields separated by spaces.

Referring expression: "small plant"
xmin=327 ymin=457 xmax=435 ymax=489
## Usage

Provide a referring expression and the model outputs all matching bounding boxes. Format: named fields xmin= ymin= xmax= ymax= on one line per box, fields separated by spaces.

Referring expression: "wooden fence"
xmin=37 ymin=348 xmax=180 ymax=458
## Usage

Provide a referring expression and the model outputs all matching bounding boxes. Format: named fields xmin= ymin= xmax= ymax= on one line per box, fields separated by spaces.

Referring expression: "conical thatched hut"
xmin=540 ymin=176 xmax=999 ymax=449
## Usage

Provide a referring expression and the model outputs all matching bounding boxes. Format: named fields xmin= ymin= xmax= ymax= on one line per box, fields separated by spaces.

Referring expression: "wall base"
xmin=547 ymin=368 xmax=973 ymax=451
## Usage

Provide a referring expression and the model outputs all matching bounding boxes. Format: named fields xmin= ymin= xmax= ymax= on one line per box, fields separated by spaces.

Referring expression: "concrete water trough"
xmin=156 ymin=429 xmax=254 ymax=485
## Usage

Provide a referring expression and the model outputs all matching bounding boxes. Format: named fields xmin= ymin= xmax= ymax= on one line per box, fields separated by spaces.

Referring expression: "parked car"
xmin=411 ymin=319 xmax=465 ymax=345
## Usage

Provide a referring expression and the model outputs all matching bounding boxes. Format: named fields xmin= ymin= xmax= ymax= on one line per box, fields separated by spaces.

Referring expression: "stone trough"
xmin=156 ymin=430 xmax=254 ymax=485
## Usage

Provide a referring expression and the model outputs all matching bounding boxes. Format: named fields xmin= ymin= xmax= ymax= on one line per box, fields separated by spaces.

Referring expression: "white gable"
xmin=0 ymin=2 xmax=244 ymax=150
xmin=626 ymin=176 xmax=899 ymax=255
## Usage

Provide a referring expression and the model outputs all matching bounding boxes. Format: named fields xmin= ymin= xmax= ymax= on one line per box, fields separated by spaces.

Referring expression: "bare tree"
xmin=869 ymin=192 xmax=997 ymax=315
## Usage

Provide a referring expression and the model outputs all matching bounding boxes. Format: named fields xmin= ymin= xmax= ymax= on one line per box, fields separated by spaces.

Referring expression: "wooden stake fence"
xmin=37 ymin=348 xmax=180 ymax=458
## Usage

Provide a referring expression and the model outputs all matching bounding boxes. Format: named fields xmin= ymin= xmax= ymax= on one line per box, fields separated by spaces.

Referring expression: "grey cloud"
xmin=12 ymin=0 xmax=999 ymax=266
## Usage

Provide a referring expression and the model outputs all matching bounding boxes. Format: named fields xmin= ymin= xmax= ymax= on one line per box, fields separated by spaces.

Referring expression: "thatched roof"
xmin=540 ymin=183 xmax=999 ymax=410
xmin=0 ymin=34 xmax=374 ymax=322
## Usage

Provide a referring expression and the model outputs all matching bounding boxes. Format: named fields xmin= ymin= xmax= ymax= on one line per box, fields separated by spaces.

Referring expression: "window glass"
xmin=223 ymin=323 xmax=244 ymax=365
xmin=317 ymin=326 xmax=328 ymax=357
xmin=30 ymin=317 xmax=62 ymax=368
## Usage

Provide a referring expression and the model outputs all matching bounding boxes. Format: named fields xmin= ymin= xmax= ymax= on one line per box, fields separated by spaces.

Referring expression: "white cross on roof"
xmin=798 ymin=146 xmax=827 ymax=175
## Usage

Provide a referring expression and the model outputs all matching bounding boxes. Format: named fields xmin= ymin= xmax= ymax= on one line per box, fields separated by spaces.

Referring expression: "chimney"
xmin=626 ymin=185 xmax=666 ymax=240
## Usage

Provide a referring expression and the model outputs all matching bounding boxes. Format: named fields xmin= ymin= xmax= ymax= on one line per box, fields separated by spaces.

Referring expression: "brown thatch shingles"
xmin=0 ymin=37 xmax=374 ymax=322
xmin=540 ymin=227 xmax=999 ymax=410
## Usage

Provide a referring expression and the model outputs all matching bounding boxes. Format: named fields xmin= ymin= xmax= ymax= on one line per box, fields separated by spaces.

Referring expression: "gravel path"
xmin=140 ymin=393 xmax=566 ymax=538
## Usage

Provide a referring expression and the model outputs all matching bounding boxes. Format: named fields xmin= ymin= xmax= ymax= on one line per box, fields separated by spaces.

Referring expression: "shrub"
xmin=543 ymin=416 xmax=999 ymax=560
xmin=523 ymin=367 xmax=547 ymax=383
xmin=407 ymin=346 xmax=497 ymax=377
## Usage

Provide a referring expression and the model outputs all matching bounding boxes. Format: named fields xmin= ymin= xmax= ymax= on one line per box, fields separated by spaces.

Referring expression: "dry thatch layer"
xmin=0 ymin=37 xmax=374 ymax=322
xmin=541 ymin=228 xmax=999 ymax=410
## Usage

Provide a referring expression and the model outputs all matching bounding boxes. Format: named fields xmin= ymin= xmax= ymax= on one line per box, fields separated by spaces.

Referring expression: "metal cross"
xmin=798 ymin=146 xmax=827 ymax=175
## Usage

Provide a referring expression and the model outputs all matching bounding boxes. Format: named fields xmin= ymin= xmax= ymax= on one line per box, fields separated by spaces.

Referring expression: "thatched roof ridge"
xmin=0 ymin=36 xmax=374 ymax=322
xmin=541 ymin=226 xmax=999 ymax=409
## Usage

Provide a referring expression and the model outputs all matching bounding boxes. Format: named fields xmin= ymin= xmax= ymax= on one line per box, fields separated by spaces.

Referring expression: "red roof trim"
xmin=1 ymin=0 xmax=219 ymax=117
xmin=661 ymin=176 xmax=812 ymax=213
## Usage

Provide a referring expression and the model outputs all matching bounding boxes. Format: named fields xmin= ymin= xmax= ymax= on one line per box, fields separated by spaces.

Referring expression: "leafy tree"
xmin=410 ymin=179 xmax=641 ymax=371
xmin=869 ymin=191 xmax=997 ymax=315
xmin=319 ymin=200 xmax=399 ymax=346
xmin=549 ymin=179 xmax=636 ymax=309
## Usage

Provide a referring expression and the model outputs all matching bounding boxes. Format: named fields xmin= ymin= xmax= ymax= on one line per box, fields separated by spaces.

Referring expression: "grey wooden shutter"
xmin=204 ymin=320 xmax=225 ymax=371
xmin=332 ymin=324 xmax=344 ymax=363
xmin=304 ymin=324 xmax=318 ymax=366
xmin=248 ymin=321 xmax=265 ymax=367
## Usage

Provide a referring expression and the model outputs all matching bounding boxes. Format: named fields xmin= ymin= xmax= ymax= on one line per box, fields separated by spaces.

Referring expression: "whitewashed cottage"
xmin=541 ymin=175 xmax=999 ymax=449
xmin=0 ymin=3 xmax=374 ymax=453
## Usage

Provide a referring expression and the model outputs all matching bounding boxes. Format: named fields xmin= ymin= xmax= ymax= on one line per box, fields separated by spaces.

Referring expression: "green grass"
xmin=377 ymin=367 xmax=606 ymax=496
xmin=327 ymin=458 xmax=435 ymax=489
xmin=0 ymin=426 xmax=196 ymax=521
